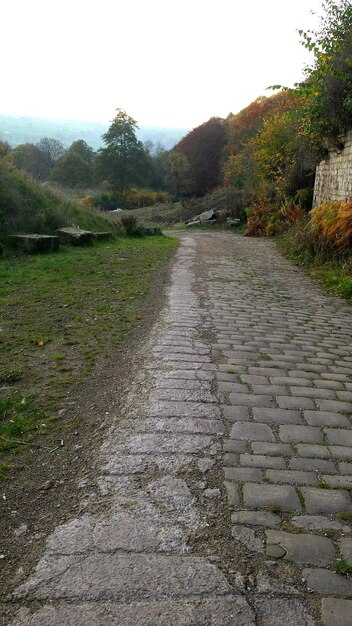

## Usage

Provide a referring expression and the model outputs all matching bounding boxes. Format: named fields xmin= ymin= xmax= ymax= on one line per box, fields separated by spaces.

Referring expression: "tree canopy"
xmin=96 ymin=109 xmax=146 ymax=195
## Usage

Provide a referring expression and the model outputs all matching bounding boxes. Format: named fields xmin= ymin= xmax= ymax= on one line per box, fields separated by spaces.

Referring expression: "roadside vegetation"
xmin=0 ymin=235 xmax=177 ymax=480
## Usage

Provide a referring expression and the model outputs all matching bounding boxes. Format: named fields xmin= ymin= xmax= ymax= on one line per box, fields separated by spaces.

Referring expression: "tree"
xmin=278 ymin=0 xmax=352 ymax=151
xmin=8 ymin=143 xmax=50 ymax=180
xmin=0 ymin=140 xmax=11 ymax=159
xmin=50 ymin=140 xmax=95 ymax=187
xmin=175 ymin=117 xmax=227 ymax=195
xmin=96 ymin=109 xmax=146 ymax=195
xmin=69 ymin=140 xmax=95 ymax=163
xmin=36 ymin=137 xmax=65 ymax=163
xmin=164 ymin=151 xmax=195 ymax=198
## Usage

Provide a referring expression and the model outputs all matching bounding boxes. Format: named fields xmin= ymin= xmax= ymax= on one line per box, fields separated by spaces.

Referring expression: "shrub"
xmin=310 ymin=200 xmax=352 ymax=253
xmin=245 ymin=195 xmax=304 ymax=238
xmin=119 ymin=215 xmax=143 ymax=237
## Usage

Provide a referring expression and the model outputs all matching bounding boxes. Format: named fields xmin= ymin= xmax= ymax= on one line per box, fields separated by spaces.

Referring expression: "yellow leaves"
xmin=310 ymin=200 xmax=352 ymax=249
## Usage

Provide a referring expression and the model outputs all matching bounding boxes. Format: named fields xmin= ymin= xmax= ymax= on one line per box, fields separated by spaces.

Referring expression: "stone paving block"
xmin=296 ymin=363 xmax=328 ymax=373
xmin=253 ymin=407 xmax=302 ymax=425
xmin=265 ymin=530 xmax=335 ymax=566
xmin=314 ymin=379 xmax=345 ymax=391
xmin=271 ymin=376 xmax=314 ymax=387
xmin=228 ymin=393 xmax=273 ymax=408
xmin=241 ymin=374 xmax=269 ymax=385
xmin=322 ymin=373 xmax=350 ymax=382
xmin=223 ymin=439 xmax=248 ymax=453
xmin=224 ymin=453 xmax=238 ymax=466
xmin=291 ymin=386 xmax=336 ymax=400
xmin=230 ymin=422 xmax=275 ymax=442
xmin=321 ymin=597 xmax=352 ymax=626
xmin=337 ymin=390 xmax=352 ymax=401
xmin=304 ymin=411 xmax=350 ymax=428
xmin=291 ymin=515 xmax=351 ymax=533
xmin=277 ymin=395 xmax=316 ymax=410
xmin=339 ymin=537 xmax=352 ymax=562
xmin=252 ymin=596 xmax=316 ymax=626
xmin=224 ymin=480 xmax=240 ymax=506
xmin=289 ymin=457 xmax=336 ymax=474
xmin=296 ymin=444 xmax=331 ymax=459
xmin=321 ymin=475 xmax=352 ymax=488
xmin=224 ymin=467 xmax=262 ymax=482
xmin=329 ymin=445 xmax=352 ymax=460
xmin=223 ymin=406 xmax=250 ymax=421
xmin=288 ymin=370 xmax=316 ymax=380
xmin=252 ymin=385 xmax=288 ymax=395
xmin=280 ymin=425 xmax=324 ymax=444
xmin=324 ymin=428 xmax=352 ymax=447
xmin=266 ymin=469 xmax=318 ymax=485
xmin=339 ymin=462 xmax=352 ymax=474
xmin=216 ymin=372 xmax=239 ymax=382
xmin=303 ymin=568 xmax=352 ymax=596
xmin=243 ymin=483 xmax=302 ymax=511
xmin=248 ymin=367 xmax=288 ymax=377
xmin=301 ymin=487 xmax=352 ymax=514
xmin=217 ymin=382 xmax=249 ymax=393
xmin=231 ymin=510 xmax=281 ymax=528
xmin=218 ymin=364 xmax=246 ymax=374
xmin=251 ymin=441 xmax=294 ymax=456
xmin=240 ymin=454 xmax=286 ymax=469
xmin=318 ymin=399 xmax=352 ymax=413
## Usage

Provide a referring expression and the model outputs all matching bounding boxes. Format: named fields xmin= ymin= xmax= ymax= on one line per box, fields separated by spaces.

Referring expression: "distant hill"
xmin=0 ymin=115 xmax=188 ymax=151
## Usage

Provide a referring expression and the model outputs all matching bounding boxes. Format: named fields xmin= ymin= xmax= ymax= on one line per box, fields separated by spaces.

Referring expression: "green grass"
xmin=332 ymin=560 xmax=352 ymax=576
xmin=276 ymin=231 xmax=352 ymax=305
xmin=0 ymin=235 xmax=177 ymax=462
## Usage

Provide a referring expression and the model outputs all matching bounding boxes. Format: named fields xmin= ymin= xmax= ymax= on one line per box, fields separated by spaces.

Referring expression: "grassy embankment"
xmin=276 ymin=229 xmax=352 ymax=305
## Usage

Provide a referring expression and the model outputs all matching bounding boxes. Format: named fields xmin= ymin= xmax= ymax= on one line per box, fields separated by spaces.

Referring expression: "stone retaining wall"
xmin=313 ymin=129 xmax=352 ymax=206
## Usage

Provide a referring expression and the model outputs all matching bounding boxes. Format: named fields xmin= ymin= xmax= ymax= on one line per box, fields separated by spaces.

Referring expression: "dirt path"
xmin=4 ymin=232 xmax=352 ymax=625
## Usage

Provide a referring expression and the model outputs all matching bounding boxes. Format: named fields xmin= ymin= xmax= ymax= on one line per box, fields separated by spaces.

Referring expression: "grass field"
xmin=0 ymin=235 xmax=178 ymax=478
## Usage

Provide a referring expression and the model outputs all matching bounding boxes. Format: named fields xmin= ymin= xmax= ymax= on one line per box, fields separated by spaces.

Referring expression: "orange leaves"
xmin=310 ymin=200 xmax=352 ymax=250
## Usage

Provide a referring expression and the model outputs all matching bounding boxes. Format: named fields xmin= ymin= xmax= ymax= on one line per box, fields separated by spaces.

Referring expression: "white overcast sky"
xmin=2 ymin=0 xmax=324 ymax=129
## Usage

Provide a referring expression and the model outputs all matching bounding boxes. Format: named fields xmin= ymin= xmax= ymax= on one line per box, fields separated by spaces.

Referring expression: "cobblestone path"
xmin=9 ymin=232 xmax=352 ymax=625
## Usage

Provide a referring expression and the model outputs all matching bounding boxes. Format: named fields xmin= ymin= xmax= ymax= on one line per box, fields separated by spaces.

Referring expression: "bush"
xmin=119 ymin=215 xmax=144 ymax=237
xmin=245 ymin=194 xmax=304 ymax=237
xmin=310 ymin=200 xmax=352 ymax=253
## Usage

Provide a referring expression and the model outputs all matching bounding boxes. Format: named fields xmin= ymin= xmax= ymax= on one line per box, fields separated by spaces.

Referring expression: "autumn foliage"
xmin=310 ymin=200 xmax=352 ymax=251
xmin=175 ymin=117 xmax=226 ymax=195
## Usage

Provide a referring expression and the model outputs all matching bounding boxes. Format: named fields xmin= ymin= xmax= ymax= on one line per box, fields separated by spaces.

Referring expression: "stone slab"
xmin=321 ymin=597 xmax=352 ymax=626
xmin=243 ymin=483 xmax=302 ymax=511
xmin=265 ymin=530 xmax=335 ymax=566
xmin=12 ymin=596 xmax=256 ymax=626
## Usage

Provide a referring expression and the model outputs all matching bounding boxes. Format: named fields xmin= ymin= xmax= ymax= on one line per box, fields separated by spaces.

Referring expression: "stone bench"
xmin=93 ymin=232 xmax=114 ymax=242
xmin=10 ymin=234 xmax=60 ymax=254
xmin=56 ymin=228 xmax=93 ymax=246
